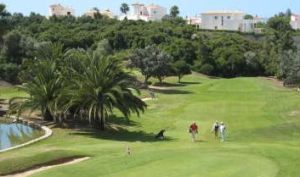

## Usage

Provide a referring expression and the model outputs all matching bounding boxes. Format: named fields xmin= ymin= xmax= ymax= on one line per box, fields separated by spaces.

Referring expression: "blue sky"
xmin=1 ymin=0 xmax=299 ymax=18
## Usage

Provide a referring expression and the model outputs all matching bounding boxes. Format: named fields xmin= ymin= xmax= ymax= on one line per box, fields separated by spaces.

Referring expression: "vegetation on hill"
xmin=0 ymin=3 xmax=299 ymax=85
xmin=0 ymin=3 xmax=300 ymax=126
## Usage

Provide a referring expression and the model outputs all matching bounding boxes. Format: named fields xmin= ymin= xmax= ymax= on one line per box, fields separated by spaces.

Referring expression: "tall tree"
xmin=172 ymin=60 xmax=191 ymax=83
xmin=170 ymin=6 xmax=180 ymax=18
xmin=285 ymin=8 xmax=292 ymax=17
xmin=63 ymin=53 xmax=146 ymax=130
xmin=120 ymin=3 xmax=130 ymax=15
xmin=1 ymin=30 xmax=35 ymax=65
xmin=129 ymin=45 xmax=173 ymax=84
xmin=267 ymin=14 xmax=295 ymax=77
xmin=0 ymin=4 xmax=10 ymax=42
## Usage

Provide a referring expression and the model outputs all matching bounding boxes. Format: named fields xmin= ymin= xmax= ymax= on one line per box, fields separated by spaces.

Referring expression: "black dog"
xmin=155 ymin=129 xmax=166 ymax=140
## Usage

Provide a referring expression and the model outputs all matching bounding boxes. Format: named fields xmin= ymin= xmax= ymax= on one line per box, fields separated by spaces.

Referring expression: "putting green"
xmin=31 ymin=149 xmax=278 ymax=177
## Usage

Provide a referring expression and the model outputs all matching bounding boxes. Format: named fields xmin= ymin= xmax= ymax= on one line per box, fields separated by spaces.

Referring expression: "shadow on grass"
xmin=108 ymin=115 xmax=141 ymax=127
xmin=70 ymin=126 xmax=175 ymax=142
xmin=153 ymin=81 xmax=202 ymax=87
xmin=151 ymin=88 xmax=193 ymax=95
xmin=153 ymin=82 xmax=186 ymax=87
xmin=179 ymin=81 xmax=202 ymax=85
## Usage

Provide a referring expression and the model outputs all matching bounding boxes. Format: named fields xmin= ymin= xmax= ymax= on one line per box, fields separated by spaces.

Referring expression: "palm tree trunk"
xmin=100 ymin=106 xmax=105 ymax=131
xmin=158 ymin=77 xmax=163 ymax=84
xmin=44 ymin=108 xmax=54 ymax=121
xmin=144 ymin=75 xmax=149 ymax=85
xmin=178 ymin=75 xmax=181 ymax=83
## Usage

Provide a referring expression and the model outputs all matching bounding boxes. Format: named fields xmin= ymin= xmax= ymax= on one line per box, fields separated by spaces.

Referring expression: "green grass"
xmin=0 ymin=86 xmax=26 ymax=99
xmin=1 ymin=74 xmax=300 ymax=177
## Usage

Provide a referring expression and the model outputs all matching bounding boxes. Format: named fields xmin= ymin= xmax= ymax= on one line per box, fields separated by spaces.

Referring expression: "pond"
xmin=0 ymin=119 xmax=43 ymax=151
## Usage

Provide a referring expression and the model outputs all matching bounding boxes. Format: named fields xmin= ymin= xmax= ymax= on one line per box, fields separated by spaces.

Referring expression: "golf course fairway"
xmin=0 ymin=74 xmax=299 ymax=177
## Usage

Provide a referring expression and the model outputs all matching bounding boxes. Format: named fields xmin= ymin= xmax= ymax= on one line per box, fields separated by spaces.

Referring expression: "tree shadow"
xmin=151 ymin=88 xmax=193 ymax=95
xmin=0 ymin=99 xmax=6 ymax=102
xmin=179 ymin=81 xmax=202 ymax=85
xmin=70 ymin=127 xmax=175 ymax=142
xmin=153 ymin=82 xmax=186 ymax=87
xmin=108 ymin=115 xmax=141 ymax=127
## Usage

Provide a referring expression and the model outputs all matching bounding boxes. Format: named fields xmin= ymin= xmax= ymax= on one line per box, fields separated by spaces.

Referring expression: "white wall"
xmin=49 ymin=4 xmax=75 ymax=17
xmin=291 ymin=15 xmax=300 ymax=30
xmin=120 ymin=4 xmax=166 ymax=22
xmin=201 ymin=12 xmax=245 ymax=31
xmin=147 ymin=6 xmax=167 ymax=21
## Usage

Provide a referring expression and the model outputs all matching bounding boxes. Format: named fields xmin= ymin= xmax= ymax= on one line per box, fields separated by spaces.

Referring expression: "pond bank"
xmin=0 ymin=117 xmax=52 ymax=153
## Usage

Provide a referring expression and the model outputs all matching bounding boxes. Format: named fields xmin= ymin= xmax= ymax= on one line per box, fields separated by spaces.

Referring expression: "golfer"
xmin=189 ymin=122 xmax=198 ymax=142
xmin=219 ymin=122 xmax=226 ymax=142
xmin=211 ymin=121 xmax=220 ymax=139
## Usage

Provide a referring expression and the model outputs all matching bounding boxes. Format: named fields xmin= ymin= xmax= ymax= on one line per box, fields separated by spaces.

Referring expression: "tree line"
xmin=0 ymin=3 xmax=299 ymax=86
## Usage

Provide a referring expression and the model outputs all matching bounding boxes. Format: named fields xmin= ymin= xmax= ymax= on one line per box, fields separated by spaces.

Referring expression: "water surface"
xmin=0 ymin=119 xmax=43 ymax=151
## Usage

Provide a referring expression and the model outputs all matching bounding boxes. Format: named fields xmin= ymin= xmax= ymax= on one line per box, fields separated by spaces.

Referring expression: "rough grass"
xmin=0 ymin=86 xmax=27 ymax=100
xmin=0 ymin=74 xmax=300 ymax=177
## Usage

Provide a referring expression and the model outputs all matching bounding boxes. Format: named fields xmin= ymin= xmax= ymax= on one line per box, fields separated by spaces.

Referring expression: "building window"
xmin=221 ymin=16 xmax=224 ymax=26
xmin=214 ymin=16 xmax=218 ymax=20
xmin=227 ymin=16 xmax=231 ymax=19
xmin=140 ymin=11 xmax=143 ymax=15
xmin=215 ymin=26 xmax=218 ymax=30
xmin=67 ymin=12 xmax=71 ymax=15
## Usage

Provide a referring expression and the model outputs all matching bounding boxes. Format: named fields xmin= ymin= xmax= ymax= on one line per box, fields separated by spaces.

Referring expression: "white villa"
xmin=119 ymin=3 xmax=167 ymax=22
xmin=84 ymin=9 xmax=115 ymax=19
xmin=291 ymin=14 xmax=300 ymax=30
xmin=200 ymin=10 xmax=263 ymax=33
xmin=49 ymin=4 xmax=75 ymax=17
xmin=186 ymin=15 xmax=202 ymax=28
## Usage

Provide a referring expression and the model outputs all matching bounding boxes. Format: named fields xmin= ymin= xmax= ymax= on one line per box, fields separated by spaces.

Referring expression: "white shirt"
xmin=219 ymin=125 xmax=226 ymax=133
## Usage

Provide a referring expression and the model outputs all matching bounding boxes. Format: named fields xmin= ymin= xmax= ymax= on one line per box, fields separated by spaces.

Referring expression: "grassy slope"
xmin=0 ymin=74 xmax=300 ymax=177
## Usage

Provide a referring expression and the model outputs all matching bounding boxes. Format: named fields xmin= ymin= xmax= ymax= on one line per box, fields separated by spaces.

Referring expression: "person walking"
xmin=219 ymin=122 xmax=226 ymax=142
xmin=189 ymin=122 xmax=198 ymax=142
xmin=211 ymin=121 xmax=220 ymax=139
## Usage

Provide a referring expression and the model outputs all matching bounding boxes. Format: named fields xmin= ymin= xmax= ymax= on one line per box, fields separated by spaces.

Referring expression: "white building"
xmin=186 ymin=15 xmax=202 ymax=28
xmin=85 ymin=9 xmax=115 ymax=19
xmin=200 ymin=10 xmax=262 ymax=33
xmin=119 ymin=3 xmax=167 ymax=22
xmin=291 ymin=14 xmax=300 ymax=30
xmin=49 ymin=4 xmax=75 ymax=17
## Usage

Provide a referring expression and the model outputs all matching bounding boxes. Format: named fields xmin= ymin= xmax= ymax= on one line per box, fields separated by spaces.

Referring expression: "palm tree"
xmin=170 ymin=6 xmax=180 ymax=18
xmin=63 ymin=52 xmax=146 ymax=130
xmin=120 ymin=3 xmax=130 ymax=15
xmin=9 ymin=61 xmax=63 ymax=121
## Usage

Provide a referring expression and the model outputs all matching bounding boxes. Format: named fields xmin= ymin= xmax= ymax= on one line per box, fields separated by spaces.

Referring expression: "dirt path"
xmin=142 ymin=97 xmax=154 ymax=101
xmin=1 ymin=157 xmax=90 ymax=177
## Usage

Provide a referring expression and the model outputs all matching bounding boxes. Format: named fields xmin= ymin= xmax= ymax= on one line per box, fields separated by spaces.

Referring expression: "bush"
xmin=0 ymin=63 xmax=20 ymax=83
xmin=198 ymin=64 xmax=214 ymax=75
